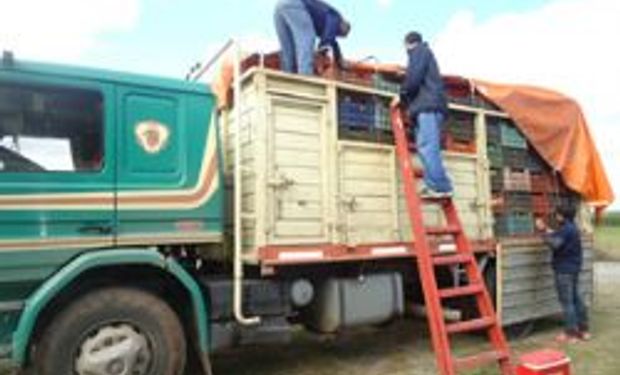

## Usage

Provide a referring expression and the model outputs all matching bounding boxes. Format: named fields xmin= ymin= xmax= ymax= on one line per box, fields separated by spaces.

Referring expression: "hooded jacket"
xmin=400 ymin=42 xmax=448 ymax=118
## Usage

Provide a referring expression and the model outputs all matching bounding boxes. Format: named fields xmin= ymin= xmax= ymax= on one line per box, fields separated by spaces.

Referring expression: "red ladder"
xmin=390 ymin=109 xmax=515 ymax=375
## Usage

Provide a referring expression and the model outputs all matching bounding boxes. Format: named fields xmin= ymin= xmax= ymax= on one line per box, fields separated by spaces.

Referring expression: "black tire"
xmin=33 ymin=287 xmax=186 ymax=375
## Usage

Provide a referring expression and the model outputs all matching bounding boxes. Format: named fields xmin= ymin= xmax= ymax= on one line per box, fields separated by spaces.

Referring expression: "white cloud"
xmin=0 ymin=0 xmax=141 ymax=62
xmin=377 ymin=0 xmax=393 ymax=8
xmin=433 ymin=0 xmax=620 ymax=209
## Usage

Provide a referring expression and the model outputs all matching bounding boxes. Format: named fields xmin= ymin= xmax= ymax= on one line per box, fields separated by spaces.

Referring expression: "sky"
xmin=1 ymin=0 xmax=618 ymax=210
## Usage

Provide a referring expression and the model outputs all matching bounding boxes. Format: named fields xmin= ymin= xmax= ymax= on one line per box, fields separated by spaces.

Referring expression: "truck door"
xmin=0 ymin=77 xmax=115 ymax=251
xmin=266 ymin=96 xmax=330 ymax=244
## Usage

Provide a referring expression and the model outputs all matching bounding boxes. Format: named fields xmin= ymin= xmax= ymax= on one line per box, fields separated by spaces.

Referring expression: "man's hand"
xmin=535 ymin=218 xmax=548 ymax=232
xmin=390 ymin=96 xmax=401 ymax=109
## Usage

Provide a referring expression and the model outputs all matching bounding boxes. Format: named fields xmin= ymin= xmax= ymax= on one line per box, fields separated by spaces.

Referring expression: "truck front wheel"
xmin=32 ymin=287 xmax=186 ymax=375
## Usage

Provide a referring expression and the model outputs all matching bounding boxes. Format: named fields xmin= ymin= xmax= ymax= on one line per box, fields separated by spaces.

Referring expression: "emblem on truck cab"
xmin=135 ymin=120 xmax=170 ymax=154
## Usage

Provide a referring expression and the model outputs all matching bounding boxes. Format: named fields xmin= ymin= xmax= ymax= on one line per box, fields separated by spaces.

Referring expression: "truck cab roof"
xmin=1 ymin=58 xmax=211 ymax=96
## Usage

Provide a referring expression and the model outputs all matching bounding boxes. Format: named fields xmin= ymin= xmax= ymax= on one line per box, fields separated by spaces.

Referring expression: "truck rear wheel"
xmin=33 ymin=287 xmax=186 ymax=375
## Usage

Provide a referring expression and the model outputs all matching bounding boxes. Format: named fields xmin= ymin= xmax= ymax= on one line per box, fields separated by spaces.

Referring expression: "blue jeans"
xmin=415 ymin=112 xmax=453 ymax=193
xmin=274 ymin=0 xmax=316 ymax=75
xmin=555 ymin=272 xmax=589 ymax=334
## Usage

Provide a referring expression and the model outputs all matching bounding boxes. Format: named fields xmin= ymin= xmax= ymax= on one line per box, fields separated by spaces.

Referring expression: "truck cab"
xmin=0 ymin=56 xmax=224 ymax=374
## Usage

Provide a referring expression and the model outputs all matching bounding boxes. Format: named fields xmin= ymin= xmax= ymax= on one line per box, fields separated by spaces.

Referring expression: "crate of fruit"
xmin=503 ymin=168 xmax=531 ymax=191
xmin=500 ymin=121 xmax=528 ymax=149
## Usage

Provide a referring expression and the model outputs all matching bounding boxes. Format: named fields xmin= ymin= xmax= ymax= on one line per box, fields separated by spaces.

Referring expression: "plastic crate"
xmin=494 ymin=212 xmax=534 ymax=237
xmin=373 ymin=74 xmax=401 ymax=94
xmin=374 ymin=99 xmax=391 ymax=131
xmin=324 ymin=67 xmax=373 ymax=86
xmin=503 ymin=147 xmax=528 ymax=169
xmin=490 ymin=168 xmax=503 ymax=192
xmin=487 ymin=144 xmax=503 ymax=168
xmin=500 ymin=121 xmax=528 ymax=149
xmin=527 ymin=150 xmax=547 ymax=172
xmin=530 ymin=173 xmax=554 ymax=193
xmin=446 ymin=112 xmax=476 ymax=142
xmin=503 ymin=168 xmax=531 ymax=191
xmin=338 ymin=94 xmax=375 ymax=130
xmin=532 ymin=193 xmax=552 ymax=215
xmin=504 ymin=192 xmax=533 ymax=211
xmin=445 ymin=133 xmax=476 ymax=154
xmin=487 ymin=120 xmax=502 ymax=144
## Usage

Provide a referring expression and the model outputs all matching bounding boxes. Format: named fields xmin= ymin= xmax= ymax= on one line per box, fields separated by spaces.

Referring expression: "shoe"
xmin=419 ymin=187 xmax=454 ymax=199
xmin=555 ymin=332 xmax=580 ymax=344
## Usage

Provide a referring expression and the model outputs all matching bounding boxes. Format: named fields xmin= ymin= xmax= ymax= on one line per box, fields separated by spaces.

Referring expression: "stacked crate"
xmin=489 ymin=119 xmax=534 ymax=236
xmin=444 ymin=112 xmax=477 ymax=154
xmin=488 ymin=118 xmax=580 ymax=237
xmin=338 ymin=92 xmax=375 ymax=130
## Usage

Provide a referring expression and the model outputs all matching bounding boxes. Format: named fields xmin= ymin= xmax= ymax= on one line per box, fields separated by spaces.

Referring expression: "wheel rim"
xmin=75 ymin=324 xmax=152 ymax=375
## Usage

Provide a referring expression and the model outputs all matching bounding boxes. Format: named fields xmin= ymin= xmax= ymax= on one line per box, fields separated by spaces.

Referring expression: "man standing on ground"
xmin=392 ymin=31 xmax=453 ymax=198
xmin=274 ymin=0 xmax=350 ymax=75
xmin=536 ymin=206 xmax=591 ymax=343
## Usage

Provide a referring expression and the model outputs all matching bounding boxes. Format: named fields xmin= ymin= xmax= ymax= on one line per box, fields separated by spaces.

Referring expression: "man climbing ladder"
xmin=389 ymin=106 xmax=515 ymax=375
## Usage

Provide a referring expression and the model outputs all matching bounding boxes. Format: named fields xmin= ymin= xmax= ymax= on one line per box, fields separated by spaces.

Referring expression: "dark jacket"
xmin=302 ymin=0 xmax=344 ymax=68
xmin=544 ymin=221 xmax=583 ymax=274
xmin=400 ymin=42 xmax=448 ymax=117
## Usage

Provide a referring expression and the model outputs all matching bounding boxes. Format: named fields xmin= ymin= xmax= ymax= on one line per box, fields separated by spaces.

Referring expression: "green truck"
xmin=0 ymin=48 xmax=594 ymax=375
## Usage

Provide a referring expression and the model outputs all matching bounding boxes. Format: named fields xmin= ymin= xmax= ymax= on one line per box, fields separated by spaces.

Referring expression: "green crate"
xmin=494 ymin=212 xmax=534 ymax=236
xmin=500 ymin=121 xmax=527 ymax=149
xmin=374 ymin=99 xmax=391 ymax=130
xmin=487 ymin=144 xmax=503 ymax=168
xmin=372 ymin=74 xmax=401 ymax=94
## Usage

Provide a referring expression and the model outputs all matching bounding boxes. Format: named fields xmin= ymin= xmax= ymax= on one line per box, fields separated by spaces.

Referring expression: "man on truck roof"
xmin=393 ymin=31 xmax=453 ymax=198
xmin=274 ymin=0 xmax=351 ymax=75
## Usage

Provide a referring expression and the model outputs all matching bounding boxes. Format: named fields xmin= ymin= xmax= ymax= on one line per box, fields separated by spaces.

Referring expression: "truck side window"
xmin=0 ymin=83 xmax=103 ymax=173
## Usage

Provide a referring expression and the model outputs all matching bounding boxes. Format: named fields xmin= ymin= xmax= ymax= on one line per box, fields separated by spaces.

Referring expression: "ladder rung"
xmin=454 ymin=350 xmax=510 ymax=371
xmin=439 ymin=284 xmax=485 ymax=299
xmin=433 ymin=253 xmax=473 ymax=266
xmin=446 ymin=317 xmax=495 ymax=334
xmin=421 ymin=195 xmax=452 ymax=203
xmin=425 ymin=226 xmax=460 ymax=236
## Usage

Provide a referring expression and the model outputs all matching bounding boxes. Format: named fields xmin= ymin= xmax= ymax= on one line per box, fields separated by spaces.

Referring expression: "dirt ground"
xmin=2 ymin=263 xmax=618 ymax=375
xmin=214 ymin=262 xmax=620 ymax=375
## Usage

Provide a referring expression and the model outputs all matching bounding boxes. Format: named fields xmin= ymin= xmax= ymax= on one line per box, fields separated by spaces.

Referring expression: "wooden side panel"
xmin=499 ymin=237 xmax=594 ymax=326
xmin=398 ymin=154 xmax=487 ymax=241
xmin=337 ymin=142 xmax=398 ymax=244
xmin=266 ymin=96 xmax=329 ymax=244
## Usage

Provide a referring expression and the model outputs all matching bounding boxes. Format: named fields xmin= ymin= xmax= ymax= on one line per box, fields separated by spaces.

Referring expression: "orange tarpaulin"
xmin=212 ymin=55 xmax=614 ymax=211
xmin=472 ymin=80 xmax=614 ymax=211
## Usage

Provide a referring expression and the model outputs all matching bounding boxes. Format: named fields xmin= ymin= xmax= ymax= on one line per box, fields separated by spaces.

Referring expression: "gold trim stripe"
xmin=0 ymin=232 xmax=222 ymax=252
xmin=0 ymin=126 xmax=219 ymax=211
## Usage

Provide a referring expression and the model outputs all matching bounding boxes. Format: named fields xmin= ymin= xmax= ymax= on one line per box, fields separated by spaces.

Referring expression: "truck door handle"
xmin=78 ymin=225 xmax=113 ymax=235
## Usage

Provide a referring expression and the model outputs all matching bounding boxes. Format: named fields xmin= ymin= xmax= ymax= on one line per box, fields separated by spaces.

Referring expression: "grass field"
xmin=595 ymin=211 xmax=620 ymax=261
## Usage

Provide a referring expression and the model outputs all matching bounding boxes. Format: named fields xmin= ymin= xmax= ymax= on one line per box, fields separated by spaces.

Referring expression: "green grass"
xmin=595 ymin=211 xmax=620 ymax=261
